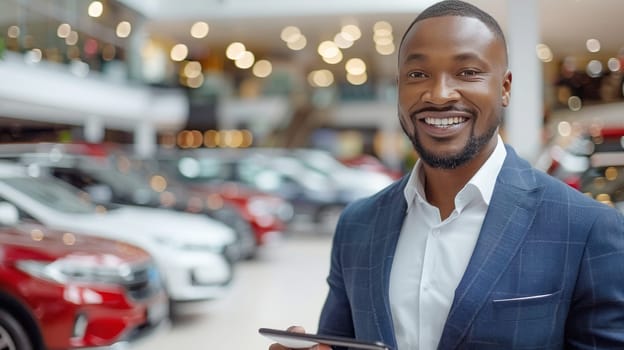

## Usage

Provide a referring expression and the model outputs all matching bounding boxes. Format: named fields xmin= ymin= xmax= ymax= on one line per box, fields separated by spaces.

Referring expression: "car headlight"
xmin=16 ymin=258 xmax=132 ymax=285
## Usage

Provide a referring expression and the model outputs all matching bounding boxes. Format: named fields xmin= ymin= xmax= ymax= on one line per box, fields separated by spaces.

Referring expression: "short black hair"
xmin=399 ymin=0 xmax=508 ymax=64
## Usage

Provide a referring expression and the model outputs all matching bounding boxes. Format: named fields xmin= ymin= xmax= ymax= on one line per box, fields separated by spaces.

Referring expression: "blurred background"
xmin=0 ymin=0 xmax=623 ymax=349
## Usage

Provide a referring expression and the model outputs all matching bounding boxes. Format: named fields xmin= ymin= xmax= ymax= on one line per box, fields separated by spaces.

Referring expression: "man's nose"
xmin=422 ymin=75 xmax=460 ymax=104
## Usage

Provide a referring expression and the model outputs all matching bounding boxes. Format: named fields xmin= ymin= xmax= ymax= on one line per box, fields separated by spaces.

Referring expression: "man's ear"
xmin=502 ymin=70 xmax=512 ymax=107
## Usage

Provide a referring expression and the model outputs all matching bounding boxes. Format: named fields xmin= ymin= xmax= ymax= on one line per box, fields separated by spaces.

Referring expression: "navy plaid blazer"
xmin=318 ymin=145 xmax=624 ymax=349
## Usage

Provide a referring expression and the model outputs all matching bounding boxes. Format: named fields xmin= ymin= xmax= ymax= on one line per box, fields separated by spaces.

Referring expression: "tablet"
xmin=258 ymin=328 xmax=391 ymax=349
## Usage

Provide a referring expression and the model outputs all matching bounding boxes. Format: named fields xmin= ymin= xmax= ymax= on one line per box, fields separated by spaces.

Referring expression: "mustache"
xmin=410 ymin=105 xmax=476 ymax=119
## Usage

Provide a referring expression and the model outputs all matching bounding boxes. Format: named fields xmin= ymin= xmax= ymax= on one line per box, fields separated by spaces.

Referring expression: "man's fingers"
xmin=286 ymin=325 xmax=305 ymax=333
xmin=267 ymin=326 xmax=331 ymax=350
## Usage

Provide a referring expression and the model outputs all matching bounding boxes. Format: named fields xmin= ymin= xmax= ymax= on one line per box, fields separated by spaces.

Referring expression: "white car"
xmin=0 ymin=162 xmax=236 ymax=302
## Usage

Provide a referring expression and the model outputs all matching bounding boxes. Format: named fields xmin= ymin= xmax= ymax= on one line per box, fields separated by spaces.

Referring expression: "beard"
xmin=400 ymin=110 xmax=501 ymax=169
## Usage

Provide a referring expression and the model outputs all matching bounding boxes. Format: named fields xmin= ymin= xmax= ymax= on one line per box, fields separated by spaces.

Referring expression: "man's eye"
xmin=459 ymin=70 xmax=480 ymax=77
xmin=408 ymin=71 xmax=427 ymax=78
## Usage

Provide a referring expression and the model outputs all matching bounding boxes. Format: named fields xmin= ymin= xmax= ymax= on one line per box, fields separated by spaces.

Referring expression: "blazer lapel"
xmin=369 ymin=176 xmax=409 ymax=349
xmin=438 ymin=147 xmax=545 ymax=349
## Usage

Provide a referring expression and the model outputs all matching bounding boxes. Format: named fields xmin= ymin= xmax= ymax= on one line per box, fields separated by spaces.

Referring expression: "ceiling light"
xmin=322 ymin=50 xmax=343 ymax=64
xmin=308 ymin=70 xmax=334 ymax=87
xmin=373 ymin=34 xmax=393 ymax=46
xmin=116 ymin=21 xmax=132 ymax=38
xmin=605 ymin=167 xmax=618 ymax=181
xmin=557 ymin=121 xmax=571 ymax=137
xmin=7 ymin=26 xmax=20 ymax=38
xmin=586 ymin=60 xmax=603 ymax=77
xmin=241 ymin=130 xmax=253 ymax=148
xmin=586 ymin=38 xmax=601 ymax=53
xmin=607 ymin=57 xmax=621 ymax=72
xmin=568 ymin=96 xmax=582 ymax=111
xmin=346 ymin=58 xmax=366 ymax=75
xmin=341 ymin=24 xmax=361 ymax=41
xmin=226 ymin=42 xmax=246 ymax=60
xmin=170 ymin=44 xmax=189 ymax=61
xmin=65 ymin=31 xmax=79 ymax=45
xmin=252 ymin=60 xmax=272 ymax=78
xmin=373 ymin=21 xmax=393 ymax=36
xmin=57 ymin=23 xmax=71 ymax=38
xmin=536 ymin=44 xmax=553 ymax=62
xmin=376 ymin=43 xmax=395 ymax=55
xmin=287 ymin=35 xmax=307 ymax=50
xmin=190 ymin=21 xmax=209 ymax=39
xmin=183 ymin=61 xmax=202 ymax=78
xmin=347 ymin=72 xmax=367 ymax=85
xmin=334 ymin=32 xmax=354 ymax=49
xmin=88 ymin=1 xmax=103 ymax=17
xmin=318 ymin=41 xmax=339 ymax=58
xmin=186 ymin=74 xmax=204 ymax=88
xmin=280 ymin=26 xmax=301 ymax=43
xmin=235 ymin=51 xmax=255 ymax=69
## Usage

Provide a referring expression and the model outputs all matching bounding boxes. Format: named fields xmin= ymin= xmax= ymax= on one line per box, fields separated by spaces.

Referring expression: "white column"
xmin=134 ymin=120 xmax=156 ymax=158
xmin=128 ymin=18 xmax=148 ymax=82
xmin=84 ymin=116 xmax=104 ymax=143
xmin=505 ymin=0 xmax=543 ymax=163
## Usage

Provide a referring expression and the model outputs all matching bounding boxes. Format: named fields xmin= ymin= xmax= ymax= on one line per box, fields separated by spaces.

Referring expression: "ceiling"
xmin=120 ymin=0 xmax=624 ymax=75
xmin=2 ymin=0 xmax=622 ymax=81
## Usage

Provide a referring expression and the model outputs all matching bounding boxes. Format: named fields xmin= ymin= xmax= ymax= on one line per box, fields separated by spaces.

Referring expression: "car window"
xmin=2 ymin=177 xmax=97 ymax=214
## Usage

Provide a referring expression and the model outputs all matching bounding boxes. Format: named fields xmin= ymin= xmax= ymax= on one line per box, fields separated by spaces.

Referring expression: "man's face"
xmin=397 ymin=15 xmax=511 ymax=169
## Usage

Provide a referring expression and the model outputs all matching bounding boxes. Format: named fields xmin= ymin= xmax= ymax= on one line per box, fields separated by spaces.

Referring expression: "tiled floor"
xmin=130 ymin=233 xmax=332 ymax=350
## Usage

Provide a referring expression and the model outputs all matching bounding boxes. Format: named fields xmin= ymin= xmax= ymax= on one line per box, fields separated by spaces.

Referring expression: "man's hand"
xmin=267 ymin=326 xmax=332 ymax=350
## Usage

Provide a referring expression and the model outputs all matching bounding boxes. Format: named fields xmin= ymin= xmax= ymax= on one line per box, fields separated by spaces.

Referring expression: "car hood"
xmin=0 ymin=223 xmax=150 ymax=265
xmin=67 ymin=205 xmax=236 ymax=247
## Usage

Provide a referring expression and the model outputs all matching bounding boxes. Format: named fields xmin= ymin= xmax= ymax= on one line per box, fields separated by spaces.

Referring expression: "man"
xmin=269 ymin=1 xmax=624 ymax=349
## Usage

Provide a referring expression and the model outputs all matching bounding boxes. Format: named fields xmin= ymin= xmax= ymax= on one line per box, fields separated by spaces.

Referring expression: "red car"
xmin=0 ymin=208 xmax=168 ymax=349
xmin=188 ymin=181 xmax=294 ymax=246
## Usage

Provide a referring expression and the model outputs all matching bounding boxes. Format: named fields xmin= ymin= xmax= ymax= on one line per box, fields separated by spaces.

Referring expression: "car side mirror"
xmin=0 ymin=201 xmax=19 ymax=226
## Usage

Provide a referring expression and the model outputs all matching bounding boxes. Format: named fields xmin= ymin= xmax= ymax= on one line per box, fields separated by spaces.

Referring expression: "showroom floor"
xmin=130 ymin=232 xmax=332 ymax=349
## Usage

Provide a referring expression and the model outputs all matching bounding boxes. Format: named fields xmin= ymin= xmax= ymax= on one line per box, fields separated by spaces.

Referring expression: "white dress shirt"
xmin=389 ymin=136 xmax=507 ymax=350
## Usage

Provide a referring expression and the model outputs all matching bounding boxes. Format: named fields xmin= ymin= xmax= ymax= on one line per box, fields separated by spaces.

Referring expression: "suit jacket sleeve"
xmin=565 ymin=207 xmax=624 ymax=348
xmin=317 ymin=206 xmax=355 ymax=348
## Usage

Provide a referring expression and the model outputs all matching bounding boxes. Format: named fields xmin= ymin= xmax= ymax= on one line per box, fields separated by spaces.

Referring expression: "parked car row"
xmin=157 ymin=147 xmax=395 ymax=234
xmin=0 ymin=142 xmax=398 ymax=349
xmin=0 ymin=209 xmax=168 ymax=350
xmin=537 ymin=121 xmax=624 ymax=213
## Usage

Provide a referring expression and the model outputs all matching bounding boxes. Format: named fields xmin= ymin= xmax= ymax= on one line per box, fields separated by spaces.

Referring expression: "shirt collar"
xmin=403 ymin=135 xmax=507 ymax=209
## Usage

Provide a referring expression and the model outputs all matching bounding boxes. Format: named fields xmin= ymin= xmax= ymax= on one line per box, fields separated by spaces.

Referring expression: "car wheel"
xmin=0 ymin=309 xmax=32 ymax=350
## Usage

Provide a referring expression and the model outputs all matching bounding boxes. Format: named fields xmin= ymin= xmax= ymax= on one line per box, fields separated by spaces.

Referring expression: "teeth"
xmin=424 ymin=117 xmax=467 ymax=127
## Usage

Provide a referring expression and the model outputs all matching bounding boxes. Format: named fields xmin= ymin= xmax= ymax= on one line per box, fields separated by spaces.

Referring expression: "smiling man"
xmin=268 ymin=1 xmax=624 ymax=349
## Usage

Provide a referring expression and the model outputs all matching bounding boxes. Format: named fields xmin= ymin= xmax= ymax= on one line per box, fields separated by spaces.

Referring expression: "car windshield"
xmin=3 ymin=176 xmax=98 ymax=214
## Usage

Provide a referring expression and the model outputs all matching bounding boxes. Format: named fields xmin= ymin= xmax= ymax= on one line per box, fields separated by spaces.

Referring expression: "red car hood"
xmin=0 ymin=223 xmax=150 ymax=266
